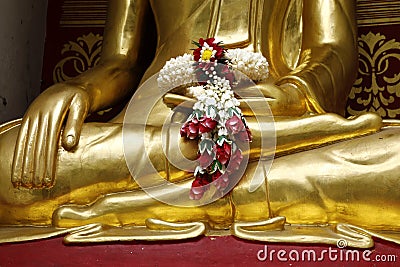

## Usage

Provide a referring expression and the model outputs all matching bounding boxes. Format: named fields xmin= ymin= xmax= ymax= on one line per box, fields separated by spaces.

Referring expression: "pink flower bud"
xmin=225 ymin=115 xmax=245 ymax=134
xmin=198 ymin=151 xmax=214 ymax=168
xmin=225 ymin=116 xmax=252 ymax=142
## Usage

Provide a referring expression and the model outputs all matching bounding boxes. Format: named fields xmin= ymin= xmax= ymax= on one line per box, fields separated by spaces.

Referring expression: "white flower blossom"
xmin=218 ymin=127 xmax=228 ymax=137
xmin=157 ymin=53 xmax=195 ymax=92
xmin=218 ymin=110 xmax=227 ymax=120
xmin=193 ymin=102 xmax=204 ymax=111
xmin=225 ymin=49 xmax=269 ymax=81
xmin=205 ymin=97 xmax=217 ymax=106
xmin=187 ymin=85 xmax=205 ymax=98
xmin=208 ymin=107 xmax=217 ymax=118
xmin=224 ymin=99 xmax=235 ymax=109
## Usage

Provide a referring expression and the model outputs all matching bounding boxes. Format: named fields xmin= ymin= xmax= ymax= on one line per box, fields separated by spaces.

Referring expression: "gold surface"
xmin=0 ymin=0 xmax=399 ymax=246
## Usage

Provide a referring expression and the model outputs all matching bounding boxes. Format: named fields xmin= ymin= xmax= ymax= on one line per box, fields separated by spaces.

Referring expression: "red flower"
xmin=226 ymin=148 xmax=243 ymax=173
xmin=189 ymin=172 xmax=211 ymax=200
xmin=215 ymin=175 xmax=229 ymax=190
xmin=246 ymin=127 xmax=252 ymax=141
xmin=198 ymin=62 xmax=213 ymax=71
xmin=198 ymin=116 xmax=217 ymax=134
xmin=225 ymin=115 xmax=252 ymax=142
xmin=225 ymin=115 xmax=245 ymax=134
xmin=211 ymin=169 xmax=223 ymax=182
xmin=219 ymin=64 xmax=235 ymax=84
xmin=180 ymin=118 xmax=200 ymax=139
xmin=214 ymin=142 xmax=231 ymax=165
xmin=181 ymin=115 xmax=217 ymax=139
xmin=193 ymin=38 xmax=225 ymax=62
xmin=198 ymin=151 xmax=214 ymax=168
xmin=235 ymin=126 xmax=252 ymax=142
xmin=211 ymin=170 xmax=229 ymax=190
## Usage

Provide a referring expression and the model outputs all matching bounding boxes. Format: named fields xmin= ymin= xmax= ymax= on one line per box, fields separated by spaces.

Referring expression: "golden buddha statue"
xmin=0 ymin=0 xmax=398 ymax=247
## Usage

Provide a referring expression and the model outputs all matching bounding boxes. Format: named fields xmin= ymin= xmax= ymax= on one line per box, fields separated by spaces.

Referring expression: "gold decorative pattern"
xmin=347 ymin=32 xmax=400 ymax=118
xmin=357 ymin=0 xmax=400 ymax=27
xmin=60 ymin=0 xmax=108 ymax=28
xmin=53 ymin=33 xmax=103 ymax=83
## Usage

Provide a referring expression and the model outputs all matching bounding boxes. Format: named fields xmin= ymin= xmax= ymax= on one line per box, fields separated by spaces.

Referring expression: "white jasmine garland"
xmin=157 ymin=50 xmax=269 ymax=92
xmin=187 ymin=85 xmax=206 ymax=98
xmin=157 ymin=47 xmax=259 ymax=148
xmin=157 ymin=53 xmax=195 ymax=92
xmin=189 ymin=80 xmax=242 ymax=135
xmin=225 ymin=49 xmax=269 ymax=81
xmin=163 ymin=38 xmax=259 ymax=200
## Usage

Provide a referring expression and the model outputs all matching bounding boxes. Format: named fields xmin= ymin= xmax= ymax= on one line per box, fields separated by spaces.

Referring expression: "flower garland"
xmin=158 ymin=38 xmax=269 ymax=200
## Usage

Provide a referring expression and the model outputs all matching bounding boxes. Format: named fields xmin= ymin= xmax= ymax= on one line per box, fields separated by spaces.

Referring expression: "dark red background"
xmin=0 ymin=236 xmax=399 ymax=266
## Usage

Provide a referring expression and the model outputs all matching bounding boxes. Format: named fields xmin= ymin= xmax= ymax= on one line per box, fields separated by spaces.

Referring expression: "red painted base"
xmin=0 ymin=236 xmax=398 ymax=266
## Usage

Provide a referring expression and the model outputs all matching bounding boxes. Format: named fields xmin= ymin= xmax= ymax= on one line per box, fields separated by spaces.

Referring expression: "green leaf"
xmin=227 ymin=107 xmax=240 ymax=117
xmin=192 ymin=40 xmax=201 ymax=47
xmin=199 ymin=139 xmax=214 ymax=154
xmin=228 ymin=108 xmax=233 ymax=117
xmin=216 ymin=135 xmax=230 ymax=146
xmin=194 ymin=109 xmax=204 ymax=119
xmin=232 ymin=107 xmax=240 ymax=116
xmin=210 ymin=160 xmax=226 ymax=174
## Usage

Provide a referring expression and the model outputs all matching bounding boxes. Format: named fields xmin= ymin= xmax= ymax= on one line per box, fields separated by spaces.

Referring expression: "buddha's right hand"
xmin=163 ymin=82 xmax=308 ymax=117
xmin=11 ymin=83 xmax=90 ymax=188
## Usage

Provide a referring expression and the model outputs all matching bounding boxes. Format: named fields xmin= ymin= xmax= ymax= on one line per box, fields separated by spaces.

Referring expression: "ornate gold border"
xmin=357 ymin=0 xmax=400 ymax=26
xmin=53 ymin=33 xmax=103 ymax=83
xmin=60 ymin=0 xmax=108 ymax=28
xmin=347 ymin=32 xmax=400 ymax=118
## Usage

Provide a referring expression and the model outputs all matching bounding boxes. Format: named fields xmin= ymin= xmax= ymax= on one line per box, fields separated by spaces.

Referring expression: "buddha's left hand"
xmin=235 ymin=81 xmax=308 ymax=117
